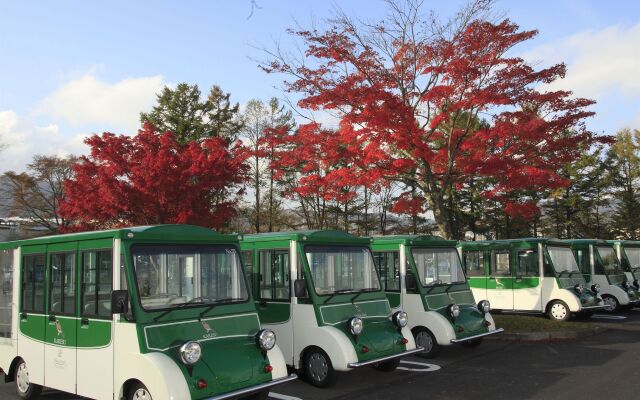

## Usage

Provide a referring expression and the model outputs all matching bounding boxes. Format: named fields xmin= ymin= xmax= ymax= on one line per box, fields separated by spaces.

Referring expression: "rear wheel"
xmin=602 ymin=295 xmax=620 ymax=313
xmin=303 ymin=347 xmax=338 ymax=388
xmin=548 ymin=300 xmax=571 ymax=321
xmin=372 ymin=358 xmax=400 ymax=372
xmin=14 ymin=359 xmax=42 ymax=400
xmin=461 ymin=338 xmax=483 ymax=348
xmin=413 ymin=328 xmax=440 ymax=358
xmin=128 ymin=382 xmax=152 ymax=400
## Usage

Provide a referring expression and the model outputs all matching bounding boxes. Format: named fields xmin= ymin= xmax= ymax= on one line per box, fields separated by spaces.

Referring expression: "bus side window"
xmin=491 ymin=251 xmax=511 ymax=277
xmin=463 ymin=251 xmax=485 ymax=277
xmin=49 ymin=252 xmax=76 ymax=315
xmin=0 ymin=249 xmax=14 ymax=338
xmin=516 ymin=250 xmax=538 ymax=277
xmin=22 ymin=254 xmax=46 ymax=314
xmin=373 ymin=252 xmax=400 ymax=291
xmin=81 ymin=250 xmax=113 ymax=319
xmin=259 ymin=250 xmax=290 ymax=301
xmin=575 ymin=249 xmax=590 ymax=274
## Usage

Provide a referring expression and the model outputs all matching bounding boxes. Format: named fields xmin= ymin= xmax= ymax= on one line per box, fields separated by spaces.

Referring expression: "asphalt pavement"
xmin=2 ymin=310 xmax=640 ymax=400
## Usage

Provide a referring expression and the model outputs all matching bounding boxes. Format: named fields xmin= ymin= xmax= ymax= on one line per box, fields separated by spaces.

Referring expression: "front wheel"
xmin=372 ymin=358 xmax=400 ymax=372
xmin=461 ymin=338 xmax=483 ymax=348
xmin=128 ymin=382 xmax=153 ymax=400
xmin=413 ymin=328 xmax=440 ymax=358
xmin=602 ymin=295 xmax=620 ymax=313
xmin=14 ymin=359 xmax=42 ymax=400
xmin=303 ymin=348 xmax=338 ymax=388
xmin=548 ymin=300 xmax=571 ymax=321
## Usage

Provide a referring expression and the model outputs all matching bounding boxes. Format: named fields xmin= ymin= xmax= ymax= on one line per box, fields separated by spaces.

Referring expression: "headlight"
xmin=392 ymin=311 xmax=408 ymax=328
xmin=574 ymin=283 xmax=584 ymax=293
xmin=478 ymin=300 xmax=490 ymax=314
xmin=179 ymin=341 xmax=202 ymax=365
xmin=448 ymin=304 xmax=460 ymax=319
xmin=348 ymin=317 xmax=364 ymax=336
xmin=256 ymin=329 xmax=276 ymax=351
xmin=591 ymin=283 xmax=601 ymax=293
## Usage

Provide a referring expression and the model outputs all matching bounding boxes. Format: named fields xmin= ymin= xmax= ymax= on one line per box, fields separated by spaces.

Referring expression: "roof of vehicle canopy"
xmin=370 ymin=235 xmax=456 ymax=247
xmin=607 ymin=240 xmax=640 ymax=247
xmin=242 ymin=230 xmax=370 ymax=245
xmin=562 ymin=239 xmax=609 ymax=247
xmin=458 ymin=237 xmax=569 ymax=250
xmin=0 ymin=224 xmax=238 ymax=249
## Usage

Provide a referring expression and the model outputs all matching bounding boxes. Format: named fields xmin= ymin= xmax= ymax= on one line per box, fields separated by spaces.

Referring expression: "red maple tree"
xmin=262 ymin=2 xmax=598 ymax=238
xmin=59 ymin=122 xmax=248 ymax=231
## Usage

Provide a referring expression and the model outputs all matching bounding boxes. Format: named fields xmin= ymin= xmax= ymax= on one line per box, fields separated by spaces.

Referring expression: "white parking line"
xmin=591 ymin=314 xmax=627 ymax=320
xmin=397 ymin=360 xmax=441 ymax=372
xmin=270 ymin=392 xmax=303 ymax=400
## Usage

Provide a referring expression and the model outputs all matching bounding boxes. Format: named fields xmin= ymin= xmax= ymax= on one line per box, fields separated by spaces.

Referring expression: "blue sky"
xmin=1 ymin=0 xmax=639 ymax=172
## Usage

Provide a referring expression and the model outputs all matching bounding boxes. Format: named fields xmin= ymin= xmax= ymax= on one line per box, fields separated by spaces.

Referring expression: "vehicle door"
xmin=45 ymin=244 xmax=77 ymax=394
xmin=513 ymin=249 xmax=542 ymax=311
xmin=373 ymin=250 xmax=401 ymax=308
xmin=463 ymin=250 xmax=487 ymax=302
xmin=487 ymin=250 xmax=514 ymax=310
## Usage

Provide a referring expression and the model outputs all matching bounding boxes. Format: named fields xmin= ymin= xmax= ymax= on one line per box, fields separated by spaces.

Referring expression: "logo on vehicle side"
xmin=201 ymin=320 xmax=217 ymax=339
xmin=53 ymin=320 xmax=66 ymax=345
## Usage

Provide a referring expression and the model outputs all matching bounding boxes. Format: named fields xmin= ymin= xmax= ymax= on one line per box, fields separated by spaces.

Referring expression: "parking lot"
xmin=2 ymin=310 xmax=640 ymax=400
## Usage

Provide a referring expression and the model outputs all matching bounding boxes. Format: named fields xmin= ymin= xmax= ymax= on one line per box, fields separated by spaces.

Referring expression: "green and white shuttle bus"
xmin=0 ymin=225 xmax=295 ymax=400
xmin=608 ymin=240 xmax=640 ymax=290
xmin=240 ymin=231 xmax=421 ymax=388
xmin=370 ymin=236 xmax=503 ymax=358
xmin=564 ymin=239 xmax=639 ymax=312
xmin=458 ymin=239 xmax=604 ymax=321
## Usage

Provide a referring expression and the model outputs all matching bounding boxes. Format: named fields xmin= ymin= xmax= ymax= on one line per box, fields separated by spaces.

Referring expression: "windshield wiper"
xmin=198 ymin=298 xmax=238 ymax=320
xmin=152 ymin=296 xmax=210 ymax=322
xmin=350 ymin=288 xmax=377 ymax=303
xmin=323 ymin=289 xmax=354 ymax=304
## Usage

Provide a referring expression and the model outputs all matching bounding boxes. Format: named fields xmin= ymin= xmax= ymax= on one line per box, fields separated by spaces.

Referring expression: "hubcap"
xmin=416 ymin=331 xmax=433 ymax=353
xmin=551 ymin=303 xmax=567 ymax=320
xmin=133 ymin=388 xmax=152 ymax=400
xmin=16 ymin=363 xmax=29 ymax=394
xmin=603 ymin=297 xmax=617 ymax=312
xmin=308 ymin=353 xmax=329 ymax=382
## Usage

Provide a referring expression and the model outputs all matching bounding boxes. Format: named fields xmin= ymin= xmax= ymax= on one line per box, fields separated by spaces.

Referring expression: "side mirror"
xmin=294 ymin=279 xmax=308 ymax=298
xmin=111 ymin=290 xmax=129 ymax=315
xmin=405 ymin=273 xmax=417 ymax=291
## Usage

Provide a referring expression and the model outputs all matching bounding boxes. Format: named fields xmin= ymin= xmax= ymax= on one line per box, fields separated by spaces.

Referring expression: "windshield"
xmin=596 ymin=246 xmax=624 ymax=275
xmin=546 ymin=246 xmax=580 ymax=275
xmin=305 ymin=245 xmax=381 ymax=295
xmin=624 ymin=247 xmax=640 ymax=271
xmin=132 ymin=245 xmax=248 ymax=310
xmin=412 ymin=248 xmax=466 ymax=286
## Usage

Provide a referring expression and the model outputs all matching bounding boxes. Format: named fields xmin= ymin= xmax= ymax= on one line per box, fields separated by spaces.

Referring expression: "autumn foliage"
xmin=262 ymin=6 xmax=599 ymax=238
xmin=59 ymin=123 xmax=247 ymax=231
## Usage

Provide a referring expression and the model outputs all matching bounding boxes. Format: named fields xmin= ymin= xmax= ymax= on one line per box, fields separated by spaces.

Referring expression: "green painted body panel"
xmin=19 ymin=314 xmax=46 ymax=341
xmin=46 ymin=315 xmax=77 ymax=346
xmin=77 ymin=319 xmax=112 ymax=348
xmin=256 ymin=302 xmax=290 ymax=324
xmin=386 ymin=292 xmax=401 ymax=308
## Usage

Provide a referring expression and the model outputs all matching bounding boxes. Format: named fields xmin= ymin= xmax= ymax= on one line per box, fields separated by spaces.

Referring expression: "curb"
xmin=484 ymin=325 xmax=609 ymax=342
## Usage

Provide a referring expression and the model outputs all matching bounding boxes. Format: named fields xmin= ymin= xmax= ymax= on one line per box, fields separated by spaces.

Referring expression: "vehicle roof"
xmin=242 ymin=230 xmax=370 ymax=245
xmin=370 ymin=235 xmax=456 ymax=246
xmin=562 ymin=239 xmax=609 ymax=246
xmin=458 ymin=237 xmax=568 ymax=248
xmin=607 ymin=240 xmax=640 ymax=247
xmin=0 ymin=225 xmax=237 ymax=249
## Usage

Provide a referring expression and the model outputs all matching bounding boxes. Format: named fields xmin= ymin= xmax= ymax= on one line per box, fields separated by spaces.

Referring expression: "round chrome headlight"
xmin=478 ymin=300 xmax=490 ymax=314
xmin=574 ymin=283 xmax=584 ymax=293
xmin=256 ymin=329 xmax=276 ymax=351
xmin=392 ymin=311 xmax=408 ymax=328
xmin=179 ymin=341 xmax=202 ymax=365
xmin=591 ymin=283 xmax=601 ymax=293
xmin=348 ymin=317 xmax=364 ymax=336
xmin=449 ymin=304 xmax=461 ymax=319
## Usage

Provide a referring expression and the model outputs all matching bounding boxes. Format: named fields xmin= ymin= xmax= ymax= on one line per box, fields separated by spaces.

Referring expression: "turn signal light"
xmin=264 ymin=364 xmax=273 ymax=373
xmin=196 ymin=379 xmax=208 ymax=390
xmin=400 ymin=338 xmax=409 ymax=345
xmin=361 ymin=346 xmax=369 ymax=353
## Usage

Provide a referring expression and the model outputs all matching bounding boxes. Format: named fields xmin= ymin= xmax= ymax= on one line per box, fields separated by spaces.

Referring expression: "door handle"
xmin=81 ymin=318 xmax=90 ymax=326
xmin=48 ymin=315 xmax=56 ymax=322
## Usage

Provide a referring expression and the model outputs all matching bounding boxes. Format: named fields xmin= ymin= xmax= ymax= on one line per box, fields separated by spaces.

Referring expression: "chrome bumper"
xmin=450 ymin=328 xmax=505 ymax=344
xmin=347 ymin=347 xmax=424 ymax=368
xmin=205 ymin=374 xmax=297 ymax=400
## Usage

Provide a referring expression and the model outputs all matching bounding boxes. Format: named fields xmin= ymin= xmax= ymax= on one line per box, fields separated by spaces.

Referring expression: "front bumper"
xmin=450 ymin=328 xmax=505 ymax=343
xmin=205 ymin=374 xmax=297 ymax=400
xmin=347 ymin=347 xmax=424 ymax=368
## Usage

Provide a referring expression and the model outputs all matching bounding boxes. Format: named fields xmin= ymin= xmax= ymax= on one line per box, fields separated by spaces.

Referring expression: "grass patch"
xmin=493 ymin=314 xmax=594 ymax=333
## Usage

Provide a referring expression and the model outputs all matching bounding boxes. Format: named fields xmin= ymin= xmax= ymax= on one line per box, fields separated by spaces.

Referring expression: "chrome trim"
xmin=205 ymin=374 xmax=297 ymax=400
xmin=580 ymin=305 xmax=607 ymax=310
xmin=347 ymin=347 xmax=424 ymax=368
xmin=450 ymin=328 xmax=505 ymax=343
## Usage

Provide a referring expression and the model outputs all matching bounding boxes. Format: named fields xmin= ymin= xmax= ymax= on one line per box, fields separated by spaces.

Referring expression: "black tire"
xmin=128 ymin=382 xmax=153 ymax=400
xmin=412 ymin=327 xmax=440 ymax=358
xmin=602 ymin=295 xmax=620 ymax=313
xmin=242 ymin=390 xmax=270 ymax=400
xmin=303 ymin=347 xmax=338 ymax=388
xmin=372 ymin=358 xmax=400 ymax=372
xmin=461 ymin=338 xmax=483 ymax=348
xmin=547 ymin=300 xmax=571 ymax=321
xmin=14 ymin=359 xmax=42 ymax=400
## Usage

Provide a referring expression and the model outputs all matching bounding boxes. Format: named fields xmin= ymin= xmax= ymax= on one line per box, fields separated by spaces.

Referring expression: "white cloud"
xmin=0 ymin=110 xmax=88 ymax=173
xmin=523 ymin=23 xmax=640 ymax=100
xmin=36 ymin=73 xmax=166 ymax=132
